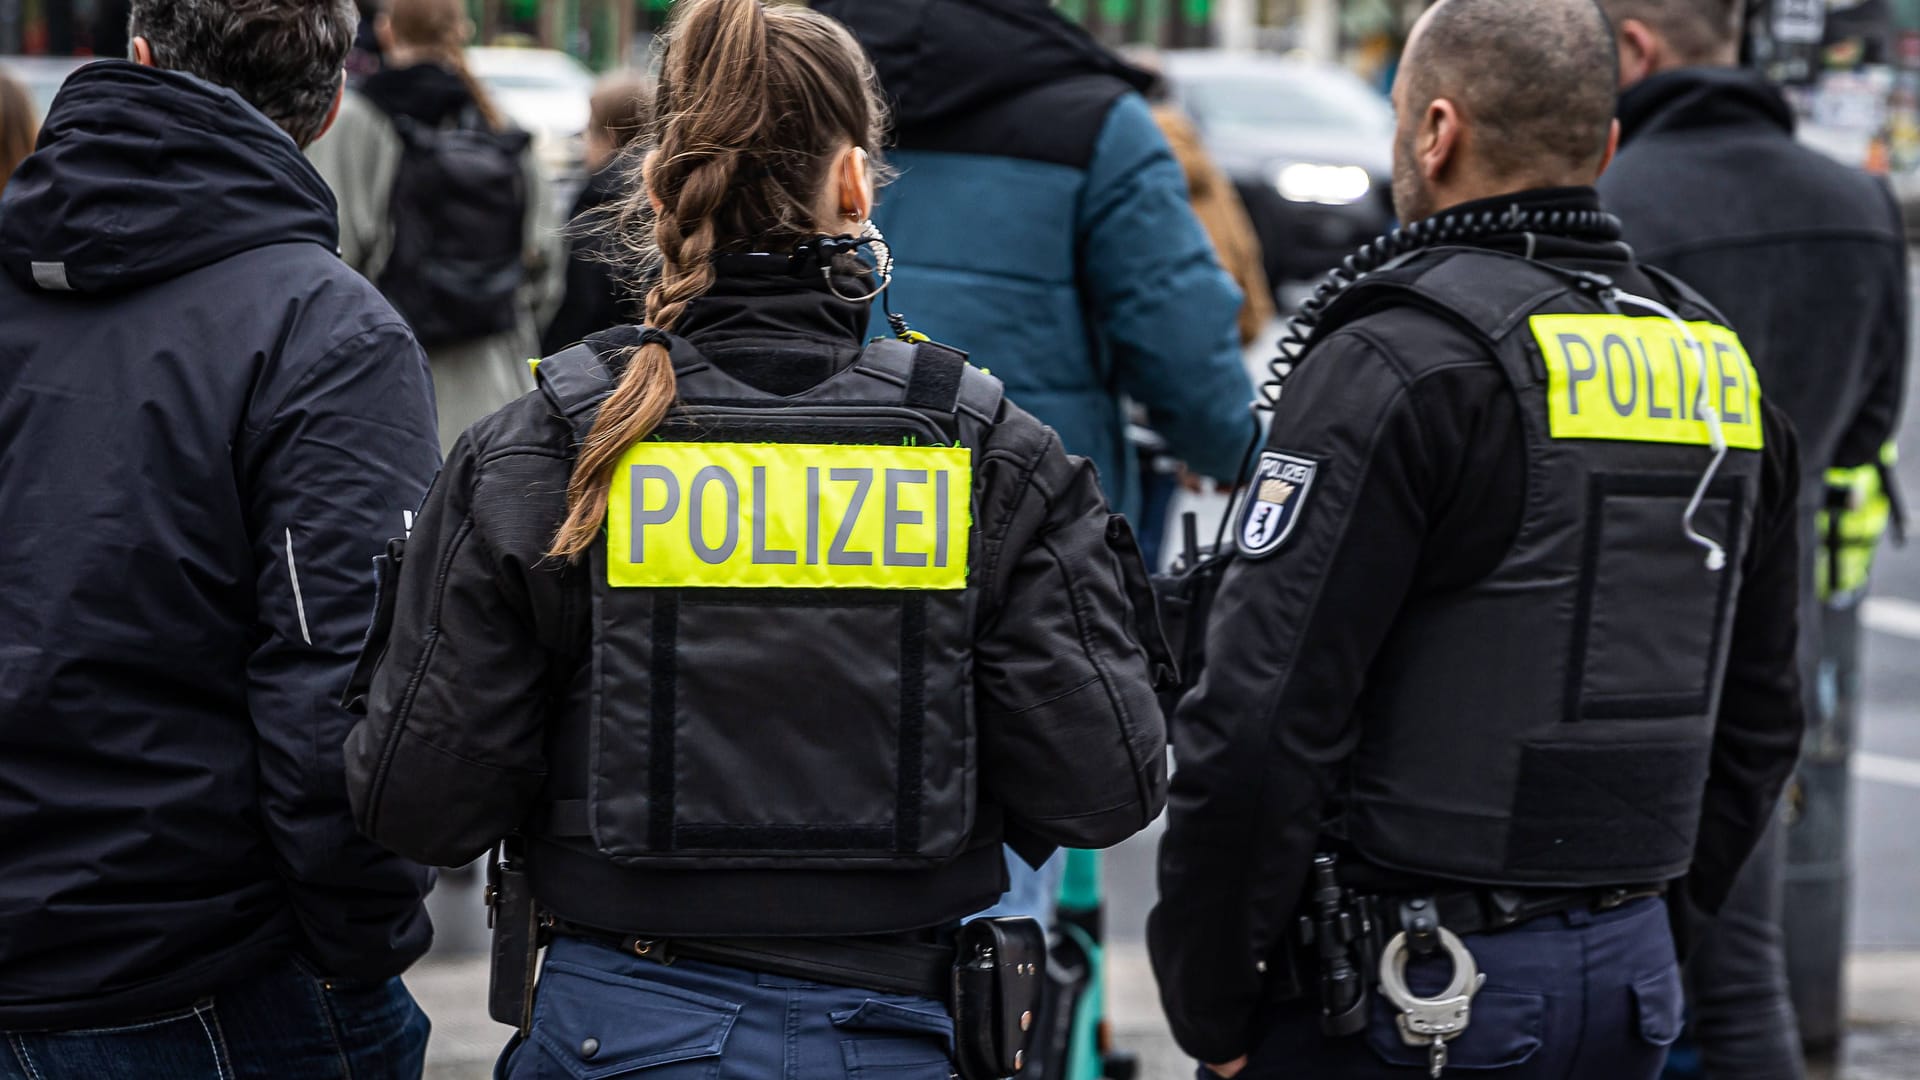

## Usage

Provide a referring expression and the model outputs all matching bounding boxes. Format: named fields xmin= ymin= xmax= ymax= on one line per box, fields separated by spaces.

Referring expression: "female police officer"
xmin=342 ymin=0 xmax=1168 ymax=1075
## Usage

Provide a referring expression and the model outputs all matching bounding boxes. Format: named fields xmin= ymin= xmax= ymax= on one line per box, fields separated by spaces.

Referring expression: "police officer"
xmin=342 ymin=0 xmax=1169 ymax=1075
xmin=1597 ymin=4 xmax=1911 ymax=1073
xmin=1147 ymin=1 xmax=1805 ymax=1077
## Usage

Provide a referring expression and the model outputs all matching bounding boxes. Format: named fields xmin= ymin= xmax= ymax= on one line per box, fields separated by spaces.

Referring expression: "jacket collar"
xmin=1618 ymin=67 xmax=1795 ymax=146
xmin=588 ymin=252 xmax=875 ymax=398
xmin=1428 ymin=186 xmax=1632 ymax=266
xmin=0 ymin=61 xmax=337 ymax=294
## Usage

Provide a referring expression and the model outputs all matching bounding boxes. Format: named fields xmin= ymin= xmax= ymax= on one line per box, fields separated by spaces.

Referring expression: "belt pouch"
xmin=952 ymin=917 xmax=1045 ymax=1078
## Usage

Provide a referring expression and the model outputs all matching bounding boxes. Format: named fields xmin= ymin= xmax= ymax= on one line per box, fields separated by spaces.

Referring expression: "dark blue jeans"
xmin=1233 ymin=897 xmax=1682 ymax=1079
xmin=2 ymin=955 xmax=429 ymax=1080
xmin=498 ymin=935 xmax=955 ymax=1079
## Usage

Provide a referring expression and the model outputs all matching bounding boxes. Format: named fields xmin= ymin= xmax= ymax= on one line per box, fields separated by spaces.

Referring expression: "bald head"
xmin=1600 ymin=0 xmax=1745 ymax=85
xmin=1390 ymin=0 xmax=1620 ymax=221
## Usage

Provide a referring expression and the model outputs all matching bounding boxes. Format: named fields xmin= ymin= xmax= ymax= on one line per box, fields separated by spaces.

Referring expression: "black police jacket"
xmin=345 ymin=257 xmax=1169 ymax=934
xmin=1146 ymin=188 xmax=1805 ymax=1064
xmin=0 ymin=63 xmax=438 ymax=1027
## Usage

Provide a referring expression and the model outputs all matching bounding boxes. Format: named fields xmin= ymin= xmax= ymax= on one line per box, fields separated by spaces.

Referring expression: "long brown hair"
xmin=386 ymin=0 xmax=504 ymax=131
xmin=0 ymin=71 xmax=38 ymax=186
xmin=549 ymin=0 xmax=886 ymax=558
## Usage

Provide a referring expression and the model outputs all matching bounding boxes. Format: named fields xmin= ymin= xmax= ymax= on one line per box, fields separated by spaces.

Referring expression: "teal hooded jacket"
xmin=817 ymin=0 xmax=1257 ymax=520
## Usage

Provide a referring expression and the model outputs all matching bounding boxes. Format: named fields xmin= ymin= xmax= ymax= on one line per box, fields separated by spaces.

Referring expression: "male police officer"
xmin=1148 ymin=1 xmax=1806 ymax=1077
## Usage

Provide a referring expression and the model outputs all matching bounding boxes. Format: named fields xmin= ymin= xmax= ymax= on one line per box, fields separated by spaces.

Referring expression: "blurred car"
xmin=0 ymin=56 xmax=94 ymax=120
xmin=1162 ymin=51 xmax=1396 ymax=286
xmin=467 ymin=45 xmax=596 ymax=210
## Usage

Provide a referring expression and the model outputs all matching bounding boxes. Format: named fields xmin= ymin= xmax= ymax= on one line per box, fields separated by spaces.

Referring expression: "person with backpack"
xmin=308 ymin=0 xmax=561 ymax=451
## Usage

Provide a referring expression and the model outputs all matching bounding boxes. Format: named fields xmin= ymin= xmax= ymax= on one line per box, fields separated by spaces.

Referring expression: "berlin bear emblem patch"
xmin=1238 ymin=451 xmax=1317 ymax=558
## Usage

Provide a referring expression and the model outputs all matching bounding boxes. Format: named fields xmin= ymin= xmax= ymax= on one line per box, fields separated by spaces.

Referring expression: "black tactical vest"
xmin=533 ymin=332 xmax=1005 ymax=872
xmin=1313 ymin=248 xmax=1768 ymax=888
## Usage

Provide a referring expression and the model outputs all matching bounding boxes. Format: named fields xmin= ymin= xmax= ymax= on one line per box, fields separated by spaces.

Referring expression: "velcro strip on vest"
xmin=1505 ymin=740 xmax=1711 ymax=875
xmin=1529 ymin=315 xmax=1763 ymax=450
xmin=904 ymin=342 xmax=968 ymax=413
xmin=606 ymin=441 xmax=972 ymax=589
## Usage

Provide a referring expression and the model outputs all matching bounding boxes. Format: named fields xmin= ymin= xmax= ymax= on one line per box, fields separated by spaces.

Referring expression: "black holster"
xmin=952 ymin=917 xmax=1046 ymax=1079
xmin=486 ymin=839 xmax=545 ymax=1034
xmin=1150 ymin=513 xmax=1234 ymax=718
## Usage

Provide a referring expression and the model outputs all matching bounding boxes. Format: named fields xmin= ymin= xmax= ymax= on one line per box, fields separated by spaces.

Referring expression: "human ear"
xmin=643 ymin=149 xmax=664 ymax=216
xmin=1619 ymin=19 xmax=1659 ymax=86
xmin=311 ymin=71 xmax=346 ymax=146
xmin=840 ymin=146 xmax=873 ymax=221
xmin=1421 ymin=97 xmax=1461 ymax=184
xmin=1595 ymin=118 xmax=1621 ymax=178
xmin=130 ymin=36 xmax=154 ymax=66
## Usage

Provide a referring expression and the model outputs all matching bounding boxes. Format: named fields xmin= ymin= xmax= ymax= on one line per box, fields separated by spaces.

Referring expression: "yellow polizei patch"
xmin=1529 ymin=315 xmax=1764 ymax=450
xmin=606 ymin=441 xmax=972 ymax=589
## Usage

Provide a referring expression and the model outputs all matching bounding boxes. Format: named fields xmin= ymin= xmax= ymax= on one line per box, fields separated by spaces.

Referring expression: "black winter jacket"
xmin=345 ymin=258 xmax=1169 ymax=933
xmin=0 ymin=62 xmax=439 ymax=1027
xmin=541 ymin=161 xmax=643 ymax=355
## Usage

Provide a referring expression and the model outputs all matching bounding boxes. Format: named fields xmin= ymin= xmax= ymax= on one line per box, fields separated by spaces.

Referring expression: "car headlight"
xmin=1274 ymin=163 xmax=1372 ymax=205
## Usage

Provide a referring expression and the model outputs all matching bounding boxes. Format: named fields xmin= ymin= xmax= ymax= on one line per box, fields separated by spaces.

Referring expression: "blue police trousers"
xmin=497 ymin=935 xmax=957 ymax=1079
xmin=1233 ymin=896 xmax=1682 ymax=1079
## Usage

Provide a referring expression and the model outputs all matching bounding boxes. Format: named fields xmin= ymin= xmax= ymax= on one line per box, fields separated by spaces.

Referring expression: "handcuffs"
xmin=1377 ymin=925 xmax=1487 ymax=1078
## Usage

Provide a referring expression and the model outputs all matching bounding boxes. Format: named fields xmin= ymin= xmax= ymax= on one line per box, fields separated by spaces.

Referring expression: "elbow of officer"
xmin=1009 ymin=713 xmax=1169 ymax=852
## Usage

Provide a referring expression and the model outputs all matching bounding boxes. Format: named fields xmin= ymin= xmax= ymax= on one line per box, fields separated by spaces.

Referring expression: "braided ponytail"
xmin=549 ymin=0 xmax=886 ymax=558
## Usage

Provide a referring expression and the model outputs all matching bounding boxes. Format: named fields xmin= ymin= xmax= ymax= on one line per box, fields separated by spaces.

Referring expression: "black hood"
xmin=1618 ymin=66 xmax=1795 ymax=146
xmin=359 ymin=62 xmax=475 ymax=127
xmin=0 ymin=62 xmax=337 ymax=295
xmin=814 ymin=0 xmax=1153 ymax=130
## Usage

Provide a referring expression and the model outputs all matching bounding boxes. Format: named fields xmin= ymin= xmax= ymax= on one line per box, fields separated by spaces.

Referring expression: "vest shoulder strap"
xmin=538 ymin=332 xmax=1008 ymax=440
xmin=535 ymin=342 xmax=613 ymax=441
xmin=1313 ymin=247 xmax=1585 ymax=348
xmin=851 ymin=337 xmax=1005 ymax=426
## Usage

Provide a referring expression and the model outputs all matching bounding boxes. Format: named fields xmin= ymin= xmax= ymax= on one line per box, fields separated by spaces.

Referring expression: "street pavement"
xmin=405 ymin=292 xmax=1920 ymax=1078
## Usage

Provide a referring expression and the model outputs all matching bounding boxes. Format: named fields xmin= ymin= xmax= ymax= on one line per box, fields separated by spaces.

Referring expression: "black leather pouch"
xmin=486 ymin=845 xmax=542 ymax=1034
xmin=952 ymin=917 xmax=1046 ymax=1079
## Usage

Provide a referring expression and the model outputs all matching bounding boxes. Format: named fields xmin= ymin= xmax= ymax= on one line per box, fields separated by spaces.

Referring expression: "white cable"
xmin=1610 ymin=290 xmax=1729 ymax=572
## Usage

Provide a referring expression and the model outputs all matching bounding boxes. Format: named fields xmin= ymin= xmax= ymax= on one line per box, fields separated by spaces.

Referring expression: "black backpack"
xmin=376 ymin=110 xmax=532 ymax=347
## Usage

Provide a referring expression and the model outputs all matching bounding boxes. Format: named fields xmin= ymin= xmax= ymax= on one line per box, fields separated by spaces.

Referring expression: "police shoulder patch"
xmin=1238 ymin=451 xmax=1318 ymax=559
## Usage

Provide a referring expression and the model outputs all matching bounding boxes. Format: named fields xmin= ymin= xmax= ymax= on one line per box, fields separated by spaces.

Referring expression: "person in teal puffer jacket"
xmin=815 ymin=0 xmax=1257 ymax=525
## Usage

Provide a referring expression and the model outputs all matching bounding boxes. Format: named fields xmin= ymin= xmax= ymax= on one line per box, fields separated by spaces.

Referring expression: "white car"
xmin=466 ymin=46 xmax=597 ymax=206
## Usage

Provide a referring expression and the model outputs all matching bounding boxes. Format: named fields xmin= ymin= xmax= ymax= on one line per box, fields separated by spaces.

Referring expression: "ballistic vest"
xmin=1315 ymin=247 xmax=1768 ymax=888
xmin=534 ymin=333 xmax=1004 ymax=872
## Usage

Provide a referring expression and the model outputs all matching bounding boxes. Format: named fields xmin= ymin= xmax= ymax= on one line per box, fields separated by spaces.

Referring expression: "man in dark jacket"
xmin=1597 ymin=3 xmax=1909 ymax=1076
xmin=813 ymin=0 xmax=1257 ymax=526
xmin=0 ymin=0 xmax=441 ymax=1072
xmin=1150 ymin=0 xmax=1805 ymax=1075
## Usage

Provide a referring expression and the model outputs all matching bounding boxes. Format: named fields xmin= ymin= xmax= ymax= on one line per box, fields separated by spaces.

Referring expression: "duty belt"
xmin=553 ymin=920 xmax=955 ymax=1001
xmin=1290 ymin=853 xmax=1667 ymax=1076
xmin=1286 ymin=855 xmax=1667 ymax=1021
xmin=1375 ymin=882 xmax=1667 ymax=941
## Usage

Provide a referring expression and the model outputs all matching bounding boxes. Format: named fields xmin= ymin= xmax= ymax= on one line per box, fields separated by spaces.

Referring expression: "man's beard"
xmin=1390 ymin=126 xmax=1433 ymax=225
